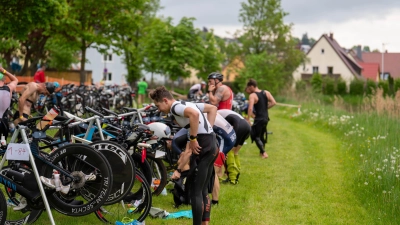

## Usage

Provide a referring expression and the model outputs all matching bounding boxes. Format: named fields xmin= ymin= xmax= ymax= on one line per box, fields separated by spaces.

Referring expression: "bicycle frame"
xmin=0 ymin=125 xmax=56 ymax=224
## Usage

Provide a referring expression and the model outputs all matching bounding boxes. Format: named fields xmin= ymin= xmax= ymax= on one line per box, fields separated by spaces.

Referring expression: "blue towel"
xmin=164 ymin=210 xmax=193 ymax=219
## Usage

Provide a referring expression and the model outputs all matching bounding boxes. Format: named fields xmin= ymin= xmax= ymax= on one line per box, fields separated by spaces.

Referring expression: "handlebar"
xmin=85 ymin=106 xmax=105 ymax=118
xmin=101 ymin=107 xmax=118 ymax=116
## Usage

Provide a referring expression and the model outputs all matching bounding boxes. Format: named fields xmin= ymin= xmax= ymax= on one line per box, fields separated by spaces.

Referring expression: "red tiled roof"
xmin=358 ymin=62 xmax=380 ymax=80
xmin=361 ymin=52 xmax=400 ymax=79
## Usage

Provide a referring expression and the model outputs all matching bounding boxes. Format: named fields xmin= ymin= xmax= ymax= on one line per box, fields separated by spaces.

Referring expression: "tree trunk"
xmin=18 ymin=45 xmax=32 ymax=76
xmin=80 ymin=44 xmax=87 ymax=85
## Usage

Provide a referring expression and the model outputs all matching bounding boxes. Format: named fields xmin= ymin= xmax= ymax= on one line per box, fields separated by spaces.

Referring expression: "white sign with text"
xmin=6 ymin=143 xmax=31 ymax=161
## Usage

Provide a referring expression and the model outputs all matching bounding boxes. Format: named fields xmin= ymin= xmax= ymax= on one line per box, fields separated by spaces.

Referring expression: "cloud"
xmin=160 ymin=0 xmax=400 ymax=26
xmin=159 ymin=0 xmax=400 ymax=51
xmin=283 ymin=0 xmax=400 ymax=24
xmin=159 ymin=0 xmax=241 ymax=26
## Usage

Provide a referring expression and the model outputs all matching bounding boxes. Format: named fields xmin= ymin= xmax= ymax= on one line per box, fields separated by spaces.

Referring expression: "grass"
xmin=23 ymin=108 xmax=377 ymax=225
xmin=281 ymin=100 xmax=400 ymax=224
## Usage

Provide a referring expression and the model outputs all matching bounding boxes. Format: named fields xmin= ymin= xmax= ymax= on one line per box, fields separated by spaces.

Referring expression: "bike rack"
xmin=0 ymin=126 xmax=56 ymax=225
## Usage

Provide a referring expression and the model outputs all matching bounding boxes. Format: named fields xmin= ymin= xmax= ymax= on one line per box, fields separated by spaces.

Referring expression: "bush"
xmin=365 ymin=79 xmax=377 ymax=95
xmin=336 ymin=78 xmax=347 ymax=95
xmin=311 ymin=73 xmax=322 ymax=93
xmin=295 ymin=80 xmax=307 ymax=92
xmin=378 ymin=80 xmax=389 ymax=96
xmin=322 ymin=77 xmax=335 ymax=95
xmin=349 ymin=79 xmax=364 ymax=96
xmin=394 ymin=79 xmax=400 ymax=93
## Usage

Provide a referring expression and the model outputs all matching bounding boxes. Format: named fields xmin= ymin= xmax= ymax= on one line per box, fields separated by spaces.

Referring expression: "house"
xmin=221 ymin=57 xmax=244 ymax=82
xmin=292 ymin=33 xmax=364 ymax=87
xmin=359 ymin=52 xmax=400 ymax=80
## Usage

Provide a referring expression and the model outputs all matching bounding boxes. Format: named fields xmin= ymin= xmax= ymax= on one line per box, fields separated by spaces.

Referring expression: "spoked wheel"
xmin=0 ymin=166 xmax=43 ymax=224
xmin=94 ymin=170 xmax=152 ymax=223
xmin=146 ymin=153 xmax=167 ymax=196
xmin=41 ymin=143 xmax=113 ymax=216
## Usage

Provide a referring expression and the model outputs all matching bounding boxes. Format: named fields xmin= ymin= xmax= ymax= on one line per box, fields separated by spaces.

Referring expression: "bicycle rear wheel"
xmin=94 ymin=170 xmax=152 ymax=223
xmin=0 ymin=186 xmax=7 ymax=225
xmin=146 ymin=153 xmax=167 ymax=196
xmin=90 ymin=141 xmax=136 ymax=205
xmin=41 ymin=143 xmax=113 ymax=216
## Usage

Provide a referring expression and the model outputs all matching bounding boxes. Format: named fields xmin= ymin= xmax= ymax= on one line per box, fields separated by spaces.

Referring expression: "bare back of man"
xmin=14 ymin=82 xmax=49 ymax=125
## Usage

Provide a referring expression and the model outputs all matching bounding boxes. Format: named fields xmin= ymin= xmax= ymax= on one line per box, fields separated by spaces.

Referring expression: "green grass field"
xmin=3 ymin=99 xmax=399 ymax=224
xmin=12 ymin=106 xmax=377 ymax=225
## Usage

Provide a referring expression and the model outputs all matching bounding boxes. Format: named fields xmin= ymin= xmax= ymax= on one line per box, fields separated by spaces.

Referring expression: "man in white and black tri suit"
xmin=150 ymin=86 xmax=218 ymax=225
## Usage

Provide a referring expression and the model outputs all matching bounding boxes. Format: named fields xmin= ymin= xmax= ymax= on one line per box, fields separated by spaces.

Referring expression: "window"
xmin=321 ymin=49 xmax=325 ymax=54
xmin=103 ymin=53 xmax=112 ymax=62
xmin=327 ymin=67 xmax=333 ymax=74
xmin=380 ymin=73 xmax=389 ymax=80
xmin=312 ymin=66 xmax=319 ymax=74
xmin=107 ymin=73 xmax=112 ymax=81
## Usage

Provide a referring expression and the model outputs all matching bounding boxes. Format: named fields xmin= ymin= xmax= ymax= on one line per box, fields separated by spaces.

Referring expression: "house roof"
xmin=361 ymin=52 xmax=400 ymax=79
xmin=358 ymin=62 xmax=380 ymax=80
xmin=320 ymin=34 xmax=363 ymax=78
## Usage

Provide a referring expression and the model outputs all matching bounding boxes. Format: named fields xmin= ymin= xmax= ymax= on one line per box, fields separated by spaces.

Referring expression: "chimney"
xmin=329 ymin=33 xmax=334 ymax=40
xmin=356 ymin=45 xmax=362 ymax=60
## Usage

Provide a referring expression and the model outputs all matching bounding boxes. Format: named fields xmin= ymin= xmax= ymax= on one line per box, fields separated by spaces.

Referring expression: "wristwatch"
xmin=189 ymin=135 xmax=197 ymax=141
xmin=177 ymin=169 xmax=182 ymax=173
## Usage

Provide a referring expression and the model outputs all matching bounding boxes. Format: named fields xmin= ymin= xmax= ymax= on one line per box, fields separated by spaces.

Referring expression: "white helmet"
xmin=146 ymin=122 xmax=171 ymax=144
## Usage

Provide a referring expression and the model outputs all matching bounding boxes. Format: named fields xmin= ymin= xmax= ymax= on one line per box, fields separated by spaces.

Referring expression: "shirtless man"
xmin=14 ymin=82 xmax=59 ymax=125
xmin=207 ymin=72 xmax=233 ymax=110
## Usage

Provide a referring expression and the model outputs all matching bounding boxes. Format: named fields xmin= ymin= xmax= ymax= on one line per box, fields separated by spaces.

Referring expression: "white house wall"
xmin=85 ymin=47 xmax=176 ymax=86
xmin=293 ymin=36 xmax=355 ymax=85
xmin=85 ymin=47 xmax=128 ymax=85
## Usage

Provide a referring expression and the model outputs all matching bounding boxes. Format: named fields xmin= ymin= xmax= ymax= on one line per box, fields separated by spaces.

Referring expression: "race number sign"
xmin=6 ymin=143 xmax=30 ymax=161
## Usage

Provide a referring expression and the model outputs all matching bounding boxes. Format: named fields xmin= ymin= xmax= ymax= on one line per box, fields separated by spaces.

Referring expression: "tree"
xmin=309 ymin=38 xmax=316 ymax=46
xmin=117 ymin=0 xmax=162 ymax=86
xmin=142 ymin=17 xmax=204 ymax=89
xmin=45 ymin=36 xmax=80 ymax=70
xmin=235 ymin=0 xmax=306 ymax=92
xmin=236 ymin=52 xmax=284 ymax=94
xmin=0 ymin=0 xmax=67 ymax=74
xmin=57 ymin=0 xmax=148 ymax=84
xmin=301 ymin=33 xmax=310 ymax=45
xmin=363 ymin=46 xmax=371 ymax=52
xmin=196 ymin=30 xmax=224 ymax=81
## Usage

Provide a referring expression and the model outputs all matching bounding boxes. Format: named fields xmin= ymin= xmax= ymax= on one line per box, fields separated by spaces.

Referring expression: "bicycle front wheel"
xmin=94 ymin=170 xmax=152 ymax=223
xmin=41 ymin=143 xmax=113 ymax=216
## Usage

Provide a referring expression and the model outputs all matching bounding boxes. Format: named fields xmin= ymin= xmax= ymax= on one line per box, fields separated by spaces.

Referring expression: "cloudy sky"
xmin=159 ymin=0 xmax=400 ymax=52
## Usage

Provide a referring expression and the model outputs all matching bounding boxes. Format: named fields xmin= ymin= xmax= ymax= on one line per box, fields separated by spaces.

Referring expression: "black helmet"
xmin=207 ymin=72 xmax=223 ymax=81
xmin=45 ymin=82 xmax=55 ymax=94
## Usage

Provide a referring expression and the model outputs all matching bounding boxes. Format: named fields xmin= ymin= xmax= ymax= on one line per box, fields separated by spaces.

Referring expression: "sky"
xmin=158 ymin=0 xmax=400 ymax=52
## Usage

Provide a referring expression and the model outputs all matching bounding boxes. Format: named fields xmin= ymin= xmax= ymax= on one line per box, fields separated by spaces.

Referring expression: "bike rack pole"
xmin=21 ymin=128 xmax=56 ymax=225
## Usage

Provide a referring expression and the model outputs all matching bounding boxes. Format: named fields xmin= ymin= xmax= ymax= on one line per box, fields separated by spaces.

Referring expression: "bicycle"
xmin=0 ymin=190 xmax=6 ymax=225
xmin=0 ymin=117 xmax=113 ymax=224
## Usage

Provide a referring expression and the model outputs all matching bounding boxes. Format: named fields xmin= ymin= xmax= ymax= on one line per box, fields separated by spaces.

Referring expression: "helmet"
xmin=207 ymin=72 xmax=223 ymax=81
xmin=146 ymin=122 xmax=171 ymax=144
xmin=45 ymin=82 xmax=60 ymax=94
xmin=45 ymin=82 xmax=55 ymax=94
xmin=200 ymin=81 xmax=206 ymax=85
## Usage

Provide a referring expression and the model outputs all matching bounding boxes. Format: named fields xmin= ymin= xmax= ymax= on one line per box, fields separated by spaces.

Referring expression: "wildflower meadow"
xmin=280 ymin=91 xmax=400 ymax=223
